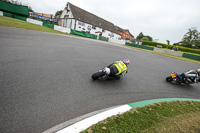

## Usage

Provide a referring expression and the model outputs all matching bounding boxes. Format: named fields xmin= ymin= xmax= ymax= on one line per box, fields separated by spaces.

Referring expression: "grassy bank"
xmin=0 ymin=16 xmax=68 ymax=34
xmin=81 ymin=101 xmax=200 ymax=133
xmin=125 ymin=45 xmax=200 ymax=65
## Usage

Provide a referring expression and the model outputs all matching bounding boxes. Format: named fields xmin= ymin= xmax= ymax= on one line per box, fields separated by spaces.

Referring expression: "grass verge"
xmin=0 ymin=16 xmax=79 ymax=37
xmin=81 ymin=101 xmax=200 ymax=133
xmin=125 ymin=45 xmax=200 ymax=65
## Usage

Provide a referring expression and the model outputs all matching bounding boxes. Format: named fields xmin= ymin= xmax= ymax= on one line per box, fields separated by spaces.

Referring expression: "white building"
xmin=60 ymin=2 xmax=121 ymax=40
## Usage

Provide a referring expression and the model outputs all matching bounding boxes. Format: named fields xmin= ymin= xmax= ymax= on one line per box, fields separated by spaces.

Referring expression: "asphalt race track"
xmin=0 ymin=26 xmax=199 ymax=133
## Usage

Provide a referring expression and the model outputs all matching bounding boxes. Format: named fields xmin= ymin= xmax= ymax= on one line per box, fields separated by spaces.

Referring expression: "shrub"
xmin=176 ymin=46 xmax=200 ymax=55
xmin=142 ymin=41 xmax=169 ymax=48
xmin=142 ymin=41 xmax=200 ymax=55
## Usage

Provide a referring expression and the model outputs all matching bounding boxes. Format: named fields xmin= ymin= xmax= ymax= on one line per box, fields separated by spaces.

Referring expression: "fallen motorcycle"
xmin=91 ymin=67 xmax=111 ymax=80
xmin=166 ymin=72 xmax=199 ymax=84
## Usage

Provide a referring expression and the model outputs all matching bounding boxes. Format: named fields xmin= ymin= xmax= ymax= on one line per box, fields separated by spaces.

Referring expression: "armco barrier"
xmin=182 ymin=53 xmax=200 ymax=61
xmin=54 ymin=25 xmax=71 ymax=34
xmin=3 ymin=12 xmax=26 ymax=21
xmin=26 ymin=18 xmax=43 ymax=26
xmin=70 ymin=29 xmax=97 ymax=39
xmin=126 ymin=42 xmax=154 ymax=51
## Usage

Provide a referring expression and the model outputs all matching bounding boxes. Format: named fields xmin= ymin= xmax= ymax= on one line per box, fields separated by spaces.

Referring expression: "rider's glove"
xmin=122 ymin=71 xmax=126 ymax=76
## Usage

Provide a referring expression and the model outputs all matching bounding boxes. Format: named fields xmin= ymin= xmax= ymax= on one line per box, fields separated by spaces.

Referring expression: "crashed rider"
xmin=180 ymin=69 xmax=200 ymax=83
xmin=106 ymin=59 xmax=130 ymax=80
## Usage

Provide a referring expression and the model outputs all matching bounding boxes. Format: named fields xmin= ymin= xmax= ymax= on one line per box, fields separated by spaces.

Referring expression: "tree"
xmin=180 ymin=27 xmax=200 ymax=48
xmin=166 ymin=40 xmax=170 ymax=45
xmin=141 ymin=37 xmax=149 ymax=41
xmin=136 ymin=32 xmax=144 ymax=40
xmin=136 ymin=32 xmax=153 ymax=41
xmin=55 ymin=10 xmax=63 ymax=18
xmin=28 ymin=6 xmax=34 ymax=12
xmin=145 ymin=36 xmax=153 ymax=41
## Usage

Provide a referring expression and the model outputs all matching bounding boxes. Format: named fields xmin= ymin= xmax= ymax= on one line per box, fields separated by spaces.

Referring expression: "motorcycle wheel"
xmin=166 ymin=76 xmax=173 ymax=82
xmin=92 ymin=71 xmax=105 ymax=80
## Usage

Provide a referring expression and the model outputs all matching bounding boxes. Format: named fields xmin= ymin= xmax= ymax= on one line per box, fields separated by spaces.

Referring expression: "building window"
xmin=78 ymin=21 xmax=85 ymax=26
xmin=109 ymin=32 xmax=114 ymax=37
xmin=64 ymin=15 xmax=69 ymax=18
xmin=92 ymin=25 xmax=96 ymax=29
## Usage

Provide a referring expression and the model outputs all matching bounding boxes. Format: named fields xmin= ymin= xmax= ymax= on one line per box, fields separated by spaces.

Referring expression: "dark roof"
xmin=68 ymin=2 xmax=119 ymax=35
xmin=115 ymin=26 xmax=126 ymax=33
xmin=115 ymin=26 xmax=134 ymax=37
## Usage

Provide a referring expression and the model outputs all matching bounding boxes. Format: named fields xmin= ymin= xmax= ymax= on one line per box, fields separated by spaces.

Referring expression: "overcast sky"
xmin=15 ymin=0 xmax=200 ymax=44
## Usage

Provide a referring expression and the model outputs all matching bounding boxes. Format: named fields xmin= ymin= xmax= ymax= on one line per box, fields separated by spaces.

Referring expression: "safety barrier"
xmin=42 ymin=21 xmax=54 ymax=29
xmin=0 ymin=11 xmax=3 ymax=16
xmin=125 ymin=42 xmax=154 ymax=51
xmin=70 ymin=29 xmax=97 ymax=39
xmin=26 ymin=18 xmax=43 ymax=26
xmin=0 ymin=1 xmax=28 ymax=16
xmin=3 ymin=12 xmax=27 ymax=21
xmin=182 ymin=53 xmax=200 ymax=61
xmin=108 ymin=38 xmax=126 ymax=45
xmin=99 ymin=36 xmax=108 ymax=42
xmin=54 ymin=25 xmax=71 ymax=34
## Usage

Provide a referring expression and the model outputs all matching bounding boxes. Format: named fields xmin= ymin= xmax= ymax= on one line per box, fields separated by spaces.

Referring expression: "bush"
xmin=176 ymin=46 xmax=200 ymax=55
xmin=142 ymin=41 xmax=169 ymax=48
xmin=142 ymin=41 xmax=200 ymax=55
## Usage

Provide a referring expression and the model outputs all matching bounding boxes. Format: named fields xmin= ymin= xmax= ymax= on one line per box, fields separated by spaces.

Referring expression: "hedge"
xmin=142 ymin=41 xmax=169 ymax=48
xmin=142 ymin=41 xmax=200 ymax=55
xmin=125 ymin=42 xmax=154 ymax=51
xmin=175 ymin=46 xmax=200 ymax=55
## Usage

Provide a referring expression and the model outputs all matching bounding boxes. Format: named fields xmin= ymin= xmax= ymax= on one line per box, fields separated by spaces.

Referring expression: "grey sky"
xmin=16 ymin=0 xmax=200 ymax=44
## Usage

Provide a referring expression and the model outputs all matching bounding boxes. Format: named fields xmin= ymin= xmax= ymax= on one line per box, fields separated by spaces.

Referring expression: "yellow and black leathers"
xmin=107 ymin=60 xmax=128 ymax=80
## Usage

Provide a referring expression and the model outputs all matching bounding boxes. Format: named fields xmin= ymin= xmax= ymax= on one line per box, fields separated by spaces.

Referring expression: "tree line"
xmin=136 ymin=27 xmax=200 ymax=49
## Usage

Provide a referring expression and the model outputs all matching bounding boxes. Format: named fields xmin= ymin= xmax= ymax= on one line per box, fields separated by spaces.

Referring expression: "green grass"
xmin=125 ymin=45 xmax=200 ymax=65
xmin=81 ymin=101 xmax=200 ymax=133
xmin=0 ymin=16 xmax=80 ymax=37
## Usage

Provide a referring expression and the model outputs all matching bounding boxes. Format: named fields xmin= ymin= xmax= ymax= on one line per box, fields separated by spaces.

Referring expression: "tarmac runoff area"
xmin=43 ymin=98 xmax=200 ymax=133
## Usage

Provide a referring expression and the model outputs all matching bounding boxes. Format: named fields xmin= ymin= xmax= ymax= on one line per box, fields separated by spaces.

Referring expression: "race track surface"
xmin=0 ymin=26 xmax=199 ymax=133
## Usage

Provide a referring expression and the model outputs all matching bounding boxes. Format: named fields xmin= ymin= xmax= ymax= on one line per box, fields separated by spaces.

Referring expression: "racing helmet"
xmin=123 ymin=59 xmax=130 ymax=66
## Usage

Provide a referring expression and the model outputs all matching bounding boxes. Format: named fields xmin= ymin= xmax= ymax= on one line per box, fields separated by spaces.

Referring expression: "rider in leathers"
xmin=180 ymin=69 xmax=200 ymax=83
xmin=106 ymin=59 xmax=130 ymax=80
